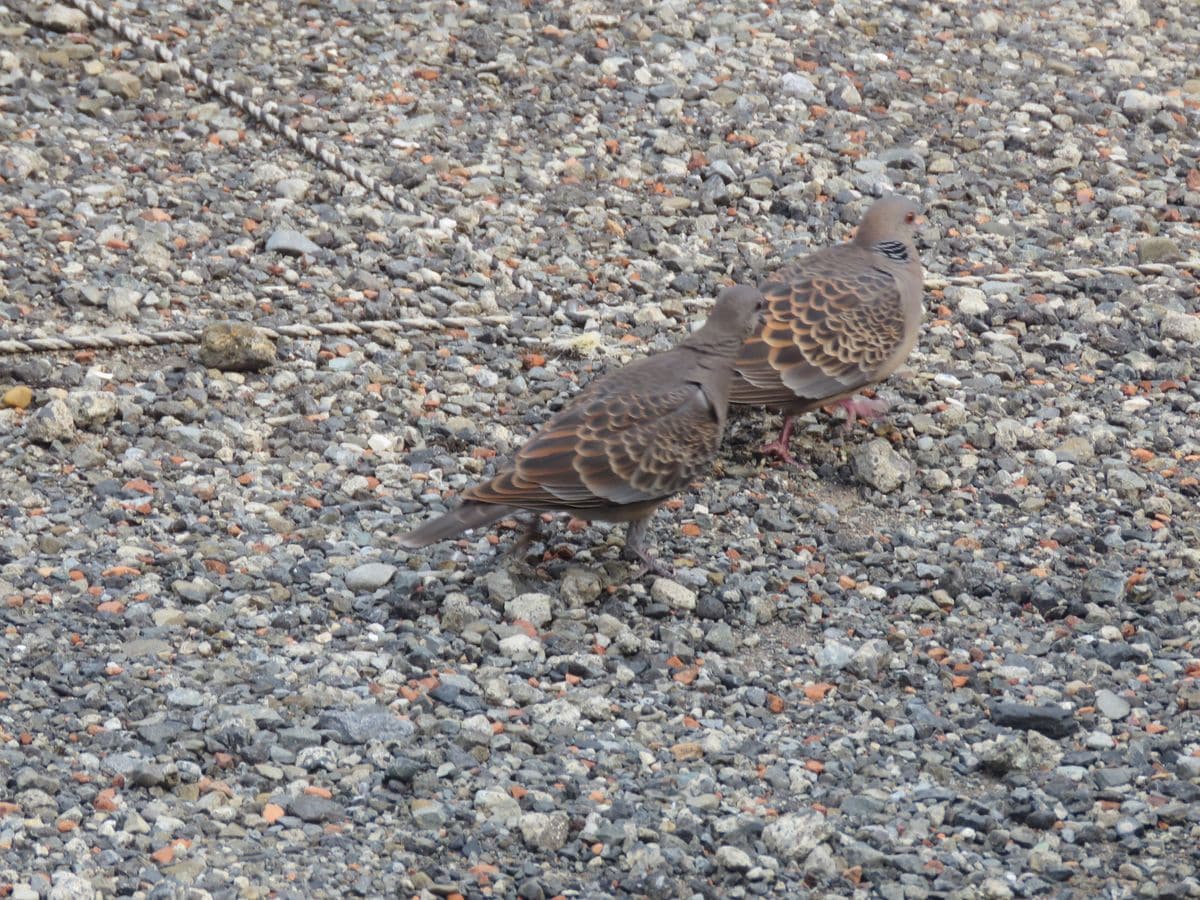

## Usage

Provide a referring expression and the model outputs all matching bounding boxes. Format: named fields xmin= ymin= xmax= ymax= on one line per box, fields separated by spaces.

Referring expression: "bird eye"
xmin=904 ymin=211 xmax=916 ymax=225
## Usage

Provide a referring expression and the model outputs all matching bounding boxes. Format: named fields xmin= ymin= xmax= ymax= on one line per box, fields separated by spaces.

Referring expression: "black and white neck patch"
xmin=873 ymin=240 xmax=909 ymax=261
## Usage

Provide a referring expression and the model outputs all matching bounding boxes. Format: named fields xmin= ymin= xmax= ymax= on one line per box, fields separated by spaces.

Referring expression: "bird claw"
xmin=625 ymin=548 xmax=676 ymax=580
xmin=838 ymin=396 xmax=890 ymax=430
xmin=758 ymin=416 xmax=800 ymax=466
xmin=505 ymin=516 xmax=544 ymax=558
xmin=759 ymin=437 xmax=801 ymax=467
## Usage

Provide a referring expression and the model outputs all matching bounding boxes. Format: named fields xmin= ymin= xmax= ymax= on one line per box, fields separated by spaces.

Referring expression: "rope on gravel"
xmin=0 ymin=316 xmax=512 ymax=356
xmin=925 ymin=260 xmax=1200 ymax=290
xmin=62 ymin=0 xmax=409 ymax=210
xmin=3 ymin=259 xmax=1195 ymax=356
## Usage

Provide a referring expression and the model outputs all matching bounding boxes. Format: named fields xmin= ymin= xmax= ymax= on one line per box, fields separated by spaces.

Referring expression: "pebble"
xmin=519 ymin=812 xmax=570 ymax=852
xmin=505 ymin=592 xmax=554 ymax=627
xmin=762 ymin=811 xmax=830 ymax=861
xmin=199 ymin=321 xmax=277 ymax=372
xmin=716 ymin=845 xmax=753 ymax=871
xmin=34 ymin=3 xmax=89 ymax=32
xmin=410 ymin=799 xmax=448 ymax=830
xmin=650 ymin=577 xmax=696 ymax=610
xmin=780 ymin=73 xmax=819 ymax=99
xmin=101 ymin=71 xmax=141 ymax=99
xmin=1116 ymin=89 xmax=1163 ymax=117
xmin=2 ymin=385 xmax=32 ymax=409
xmin=25 ymin=398 xmax=75 ymax=443
xmin=990 ymin=702 xmax=1078 ymax=738
xmin=345 ymin=562 xmax=397 ymax=592
xmin=265 ymin=228 xmax=321 ymax=256
xmin=1094 ymin=689 xmax=1131 ymax=721
xmin=1161 ymin=312 xmax=1200 ymax=343
xmin=949 ymin=286 xmax=989 ymax=315
xmin=1137 ymin=236 xmax=1183 ymax=264
xmin=67 ymin=390 xmax=118 ymax=428
xmin=852 ymin=438 xmax=912 ymax=493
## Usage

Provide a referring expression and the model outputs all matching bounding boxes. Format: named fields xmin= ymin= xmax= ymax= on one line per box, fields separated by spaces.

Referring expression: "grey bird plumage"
xmin=728 ymin=196 xmax=925 ymax=464
xmin=399 ymin=285 xmax=764 ymax=575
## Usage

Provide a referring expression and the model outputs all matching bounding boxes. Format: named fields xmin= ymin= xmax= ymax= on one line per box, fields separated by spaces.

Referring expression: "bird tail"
xmin=397 ymin=501 xmax=513 ymax=548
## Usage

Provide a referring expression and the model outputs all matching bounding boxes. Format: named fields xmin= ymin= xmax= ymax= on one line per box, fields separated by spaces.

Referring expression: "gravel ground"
xmin=2 ymin=0 xmax=1200 ymax=897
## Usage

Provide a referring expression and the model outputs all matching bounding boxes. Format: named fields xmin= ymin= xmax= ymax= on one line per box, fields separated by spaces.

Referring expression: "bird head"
xmin=853 ymin=195 xmax=923 ymax=247
xmin=682 ymin=284 xmax=764 ymax=357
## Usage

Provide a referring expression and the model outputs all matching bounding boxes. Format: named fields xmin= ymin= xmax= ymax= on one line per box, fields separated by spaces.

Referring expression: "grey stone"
xmin=319 ymin=706 xmax=414 ymax=744
xmin=266 ymin=228 xmax=321 ymax=256
xmin=530 ymin=698 xmax=580 ymax=735
xmin=346 ymin=562 xmax=397 ymax=592
xmin=1137 ymin=237 xmax=1182 ymax=264
xmin=173 ymin=578 xmax=218 ymax=603
xmin=849 ymin=638 xmax=892 ymax=681
xmin=274 ymin=178 xmax=310 ymax=201
xmin=67 ymin=390 xmax=119 ymax=428
xmin=290 ymin=793 xmax=343 ymax=823
xmin=559 ymin=566 xmax=602 ymax=606
xmin=0 ymin=147 xmax=48 ymax=181
xmin=853 ymin=438 xmax=912 ymax=493
xmin=990 ymin=702 xmax=1078 ymax=738
xmin=948 ymin=286 xmax=988 ymax=315
xmin=499 ymin=633 xmax=542 ymax=660
xmin=1106 ymin=467 xmax=1147 ymax=497
xmin=1117 ymin=89 xmax=1163 ymax=117
xmin=129 ymin=763 xmax=178 ymax=788
xmin=482 ymin=569 xmax=517 ymax=603
xmin=505 ymin=592 xmax=553 ymax=627
xmin=715 ymin=845 xmax=753 ymax=871
xmin=101 ymin=71 xmax=141 ymax=99
xmin=459 ymin=714 xmax=493 ymax=746
xmin=410 ymin=799 xmax=448 ymax=829
xmin=1161 ymin=312 xmax=1200 ymax=342
xmin=474 ymin=787 xmax=521 ymax=827
xmin=762 ymin=811 xmax=830 ymax=861
xmin=651 ymin=577 xmax=696 ymax=610
xmin=1094 ymin=767 xmax=1136 ymax=789
xmin=48 ymin=873 xmax=99 ymax=900
xmin=1055 ymin=436 xmax=1095 ymax=464
xmin=704 ymin=622 xmax=736 ymax=655
xmin=1082 ymin=569 xmax=1125 ymax=605
xmin=167 ymin=688 xmax=205 ymax=708
xmin=35 ymin=4 xmax=89 ymax=32
xmin=26 ymin=399 xmax=76 ymax=443
xmin=519 ymin=811 xmax=570 ymax=851
xmin=818 ymin=640 xmax=854 ymax=670
xmin=780 ymin=72 xmax=819 ymax=99
xmin=1094 ymin=689 xmax=1131 ymax=721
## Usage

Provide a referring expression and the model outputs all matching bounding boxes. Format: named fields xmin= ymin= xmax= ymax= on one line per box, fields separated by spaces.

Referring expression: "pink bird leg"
xmin=759 ymin=415 xmax=799 ymax=466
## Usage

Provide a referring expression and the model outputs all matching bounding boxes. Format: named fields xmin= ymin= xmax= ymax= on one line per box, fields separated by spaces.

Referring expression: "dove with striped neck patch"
xmin=728 ymin=196 xmax=925 ymax=465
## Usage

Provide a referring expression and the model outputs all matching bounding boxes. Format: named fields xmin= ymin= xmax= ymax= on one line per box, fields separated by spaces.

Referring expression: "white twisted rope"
xmin=61 ymin=0 xmax=409 ymax=209
xmin=926 ymin=261 xmax=1200 ymax=290
xmin=0 ymin=316 xmax=511 ymax=356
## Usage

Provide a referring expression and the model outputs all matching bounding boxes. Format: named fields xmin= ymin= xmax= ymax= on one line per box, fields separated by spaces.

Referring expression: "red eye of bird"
xmin=904 ymin=211 xmax=916 ymax=225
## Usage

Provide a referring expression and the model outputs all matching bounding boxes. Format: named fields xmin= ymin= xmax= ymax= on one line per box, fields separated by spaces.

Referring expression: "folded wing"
xmin=466 ymin=377 xmax=720 ymax=512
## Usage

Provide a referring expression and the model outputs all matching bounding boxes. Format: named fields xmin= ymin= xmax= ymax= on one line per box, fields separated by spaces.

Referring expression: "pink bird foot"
xmin=759 ymin=416 xmax=801 ymax=466
xmin=837 ymin=395 xmax=890 ymax=430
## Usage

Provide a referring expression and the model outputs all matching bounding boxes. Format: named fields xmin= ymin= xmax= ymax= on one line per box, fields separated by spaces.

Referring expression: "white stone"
xmin=651 ymin=578 xmax=696 ymax=610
